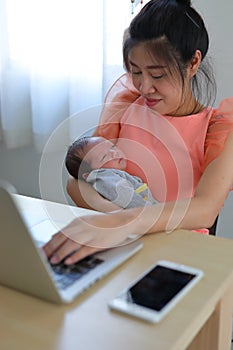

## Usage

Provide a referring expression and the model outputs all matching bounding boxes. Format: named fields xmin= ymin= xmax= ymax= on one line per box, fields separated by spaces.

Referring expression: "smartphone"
xmin=108 ymin=260 xmax=204 ymax=323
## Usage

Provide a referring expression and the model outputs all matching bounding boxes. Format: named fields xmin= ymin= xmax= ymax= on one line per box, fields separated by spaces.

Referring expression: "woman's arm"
xmin=66 ymin=176 xmax=121 ymax=212
xmin=143 ymin=131 xmax=233 ymax=234
xmin=44 ymin=132 xmax=233 ymax=265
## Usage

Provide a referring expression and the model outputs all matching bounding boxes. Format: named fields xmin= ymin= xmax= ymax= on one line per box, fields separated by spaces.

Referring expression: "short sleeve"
xmin=96 ymin=73 xmax=140 ymax=140
xmin=203 ymin=97 xmax=233 ymax=169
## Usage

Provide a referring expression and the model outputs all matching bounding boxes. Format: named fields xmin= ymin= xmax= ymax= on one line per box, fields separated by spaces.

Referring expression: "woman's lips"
xmin=145 ymin=98 xmax=161 ymax=107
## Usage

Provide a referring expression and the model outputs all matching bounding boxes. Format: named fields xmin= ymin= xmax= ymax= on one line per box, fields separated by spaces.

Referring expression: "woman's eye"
xmin=131 ymin=71 xmax=141 ymax=76
xmin=152 ymin=74 xmax=164 ymax=80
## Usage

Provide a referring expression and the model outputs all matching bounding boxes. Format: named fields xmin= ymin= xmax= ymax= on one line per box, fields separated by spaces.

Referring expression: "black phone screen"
xmin=127 ymin=265 xmax=196 ymax=311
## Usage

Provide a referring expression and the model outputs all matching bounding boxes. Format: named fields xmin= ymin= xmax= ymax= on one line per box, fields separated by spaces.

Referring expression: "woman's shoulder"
xmin=204 ymin=97 xmax=233 ymax=168
xmin=207 ymin=97 xmax=233 ymax=138
xmin=210 ymin=97 xmax=233 ymax=125
xmin=97 ymin=74 xmax=140 ymax=140
xmin=104 ymin=73 xmax=140 ymax=104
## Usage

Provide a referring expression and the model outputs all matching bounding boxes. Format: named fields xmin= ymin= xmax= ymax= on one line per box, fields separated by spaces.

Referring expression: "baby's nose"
xmin=110 ymin=149 xmax=120 ymax=158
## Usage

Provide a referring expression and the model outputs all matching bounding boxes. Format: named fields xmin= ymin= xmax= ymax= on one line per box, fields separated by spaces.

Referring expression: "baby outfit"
xmin=86 ymin=168 xmax=158 ymax=209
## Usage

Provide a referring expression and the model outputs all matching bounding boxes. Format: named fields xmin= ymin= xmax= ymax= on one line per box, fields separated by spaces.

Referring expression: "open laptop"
xmin=0 ymin=183 xmax=143 ymax=304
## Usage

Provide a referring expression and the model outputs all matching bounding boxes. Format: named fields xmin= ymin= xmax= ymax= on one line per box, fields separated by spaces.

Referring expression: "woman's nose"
xmin=139 ymin=77 xmax=156 ymax=95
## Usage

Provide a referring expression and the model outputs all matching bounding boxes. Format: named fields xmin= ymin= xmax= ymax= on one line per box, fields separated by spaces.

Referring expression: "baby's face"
xmin=83 ymin=137 xmax=127 ymax=170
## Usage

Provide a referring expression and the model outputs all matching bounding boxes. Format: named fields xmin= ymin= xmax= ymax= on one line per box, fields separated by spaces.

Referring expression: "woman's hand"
xmin=42 ymin=209 xmax=142 ymax=265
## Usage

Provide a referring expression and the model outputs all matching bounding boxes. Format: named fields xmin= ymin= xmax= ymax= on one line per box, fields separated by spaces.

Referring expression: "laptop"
xmin=0 ymin=183 xmax=143 ymax=304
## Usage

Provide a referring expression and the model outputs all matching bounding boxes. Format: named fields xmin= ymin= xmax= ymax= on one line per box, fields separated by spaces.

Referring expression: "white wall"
xmin=217 ymin=192 xmax=233 ymax=239
xmin=0 ymin=143 xmax=41 ymax=198
xmin=192 ymin=0 xmax=233 ymax=237
xmin=194 ymin=0 xmax=233 ymax=105
xmin=0 ymin=0 xmax=233 ymax=236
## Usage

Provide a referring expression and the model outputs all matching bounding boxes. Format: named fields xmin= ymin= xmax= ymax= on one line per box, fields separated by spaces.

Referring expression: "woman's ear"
xmin=189 ymin=49 xmax=202 ymax=77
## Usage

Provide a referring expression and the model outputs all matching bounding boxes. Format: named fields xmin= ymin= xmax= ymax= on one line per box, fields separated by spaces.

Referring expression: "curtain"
xmin=0 ymin=0 xmax=139 ymax=151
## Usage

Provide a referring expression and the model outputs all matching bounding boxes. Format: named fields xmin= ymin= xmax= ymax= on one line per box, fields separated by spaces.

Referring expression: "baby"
xmin=65 ymin=136 xmax=158 ymax=209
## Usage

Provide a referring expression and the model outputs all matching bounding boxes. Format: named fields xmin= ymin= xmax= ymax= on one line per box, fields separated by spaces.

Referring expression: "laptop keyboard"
xmin=50 ymin=256 xmax=104 ymax=290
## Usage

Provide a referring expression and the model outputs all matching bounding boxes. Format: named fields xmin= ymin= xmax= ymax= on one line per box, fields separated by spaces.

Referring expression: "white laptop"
xmin=0 ymin=183 xmax=143 ymax=304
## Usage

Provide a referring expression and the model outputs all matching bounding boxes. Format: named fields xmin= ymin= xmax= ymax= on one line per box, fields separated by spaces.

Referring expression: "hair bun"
xmin=176 ymin=0 xmax=191 ymax=6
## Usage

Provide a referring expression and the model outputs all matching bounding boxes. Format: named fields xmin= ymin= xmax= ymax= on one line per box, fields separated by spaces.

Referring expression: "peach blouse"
xmin=97 ymin=74 xmax=233 ymax=202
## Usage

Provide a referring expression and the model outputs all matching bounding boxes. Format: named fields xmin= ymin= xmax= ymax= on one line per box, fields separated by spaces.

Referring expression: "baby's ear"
xmin=82 ymin=172 xmax=89 ymax=180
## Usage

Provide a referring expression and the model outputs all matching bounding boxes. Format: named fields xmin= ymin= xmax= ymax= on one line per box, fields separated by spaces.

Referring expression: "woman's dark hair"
xmin=65 ymin=137 xmax=93 ymax=179
xmin=123 ymin=0 xmax=216 ymax=108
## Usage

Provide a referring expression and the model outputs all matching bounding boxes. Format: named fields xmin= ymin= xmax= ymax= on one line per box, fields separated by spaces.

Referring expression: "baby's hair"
xmin=176 ymin=0 xmax=191 ymax=7
xmin=123 ymin=0 xmax=216 ymax=108
xmin=65 ymin=136 xmax=93 ymax=179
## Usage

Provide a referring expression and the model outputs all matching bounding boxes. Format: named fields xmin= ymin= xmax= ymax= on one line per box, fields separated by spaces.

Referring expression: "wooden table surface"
xmin=1 ymin=195 xmax=233 ymax=350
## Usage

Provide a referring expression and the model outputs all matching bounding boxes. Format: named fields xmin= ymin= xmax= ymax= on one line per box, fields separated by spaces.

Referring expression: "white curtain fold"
xmin=0 ymin=0 xmax=138 ymax=151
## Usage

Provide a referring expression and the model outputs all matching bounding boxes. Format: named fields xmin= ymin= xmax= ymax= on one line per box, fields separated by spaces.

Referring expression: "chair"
xmin=208 ymin=216 xmax=219 ymax=236
xmin=215 ymin=192 xmax=233 ymax=239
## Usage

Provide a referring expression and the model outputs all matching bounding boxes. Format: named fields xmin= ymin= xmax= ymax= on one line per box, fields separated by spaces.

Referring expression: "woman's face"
xmin=128 ymin=44 xmax=194 ymax=116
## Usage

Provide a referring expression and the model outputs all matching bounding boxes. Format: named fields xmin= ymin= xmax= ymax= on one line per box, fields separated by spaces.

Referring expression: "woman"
xmin=43 ymin=0 xmax=233 ymax=265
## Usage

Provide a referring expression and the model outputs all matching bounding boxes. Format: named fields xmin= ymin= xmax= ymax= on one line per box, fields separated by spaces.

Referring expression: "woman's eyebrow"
xmin=129 ymin=60 xmax=166 ymax=69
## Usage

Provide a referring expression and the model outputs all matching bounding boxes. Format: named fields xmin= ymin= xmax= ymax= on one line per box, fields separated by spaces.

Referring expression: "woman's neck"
xmin=172 ymin=95 xmax=205 ymax=117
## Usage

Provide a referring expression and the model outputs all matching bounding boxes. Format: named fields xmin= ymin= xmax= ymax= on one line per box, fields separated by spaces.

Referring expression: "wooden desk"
xmin=1 ymin=195 xmax=233 ymax=350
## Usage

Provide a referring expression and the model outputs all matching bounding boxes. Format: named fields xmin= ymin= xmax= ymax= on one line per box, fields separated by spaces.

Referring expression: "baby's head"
xmin=65 ymin=136 xmax=127 ymax=179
